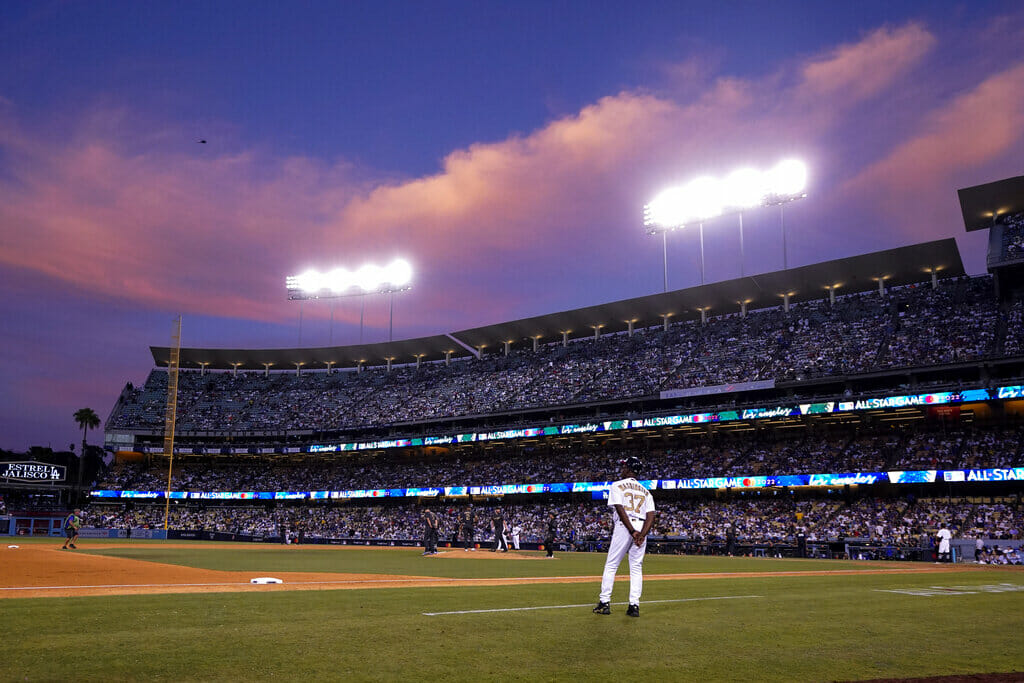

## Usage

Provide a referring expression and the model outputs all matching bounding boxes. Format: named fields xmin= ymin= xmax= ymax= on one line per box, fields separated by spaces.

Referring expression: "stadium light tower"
xmin=285 ymin=258 xmax=414 ymax=344
xmin=644 ymin=159 xmax=808 ymax=287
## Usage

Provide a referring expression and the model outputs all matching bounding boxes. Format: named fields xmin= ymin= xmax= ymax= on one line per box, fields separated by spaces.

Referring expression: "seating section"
xmin=107 ymin=275 xmax=1015 ymax=435
xmin=82 ymin=495 xmax=1024 ymax=547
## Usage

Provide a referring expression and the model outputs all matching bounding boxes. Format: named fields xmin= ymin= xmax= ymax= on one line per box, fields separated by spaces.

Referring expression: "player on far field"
xmin=509 ymin=521 xmax=522 ymax=550
xmin=594 ymin=457 xmax=655 ymax=618
xmin=422 ymin=508 xmax=439 ymax=555
xmin=461 ymin=504 xmax=476 ymax=551
xmin=936 ymin=522 xmax=952 ymax=563
xmin=491 ymin=508 xmax=508 ymax=552
xmin=61 ymin=508 xmax=83 ymax=550
xmin=544 ymin=511 xmax=557 ymax=558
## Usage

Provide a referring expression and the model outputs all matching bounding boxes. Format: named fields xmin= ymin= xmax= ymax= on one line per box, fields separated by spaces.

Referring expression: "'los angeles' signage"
xmin=0 ymin=461 xmax=66 ymax=482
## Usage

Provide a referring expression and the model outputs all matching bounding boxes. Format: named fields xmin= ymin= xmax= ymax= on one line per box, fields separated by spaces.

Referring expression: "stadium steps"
xmin=871 ymin=309 xmax=898 ymax=367
xmin=992 ymin=303 xmax=1010 ymax=356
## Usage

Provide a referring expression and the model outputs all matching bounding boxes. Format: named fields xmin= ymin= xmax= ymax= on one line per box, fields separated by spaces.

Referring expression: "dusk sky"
xmin=2 ymin=1 xmax=1024 ymax=451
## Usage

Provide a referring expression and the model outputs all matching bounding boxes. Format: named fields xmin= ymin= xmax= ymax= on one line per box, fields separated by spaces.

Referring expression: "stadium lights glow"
xmin=644 ymin=159 xmax=808 ymax=233
xmin=286 ymin=258 xmax=414 ymax=300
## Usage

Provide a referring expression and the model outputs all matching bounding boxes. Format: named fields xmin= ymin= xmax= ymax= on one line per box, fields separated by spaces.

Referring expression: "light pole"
xmin=699 ymin=222 xmax=705 ymax=285
xmin=644 ymin=159 xmax=807 ymax=287
xmin=328 ymin=300 xmax=335 ymax=345
xmin=738 ymin=212 xmax=745 ymax=277
xmin=286 ymin=258 xmax=413 ymax=345
xmin=662 ymin=231 xmax=668 ymax=292
xmin=359 ymin=294 xmax=366 ymax=344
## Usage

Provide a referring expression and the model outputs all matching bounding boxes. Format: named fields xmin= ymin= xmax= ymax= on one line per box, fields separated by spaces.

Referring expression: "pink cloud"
xmin=838 ymin=63 xmax=1024 ymax=238
xmin=799 ymin=23 xmax=935 ymax=102
xmin=0 ymin=19 xmax=1020 ymax=339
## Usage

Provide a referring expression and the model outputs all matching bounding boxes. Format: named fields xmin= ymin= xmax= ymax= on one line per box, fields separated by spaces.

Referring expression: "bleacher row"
xmin=108 ymin=275 xmax=1022 ymax=434
xmin=97 ymin=424 xmax=1024 ymax=493
xmin=83 ymin=496 xmax=1024 ymax=550
xmin=999 ymin=211 xmax=1024 ymax=261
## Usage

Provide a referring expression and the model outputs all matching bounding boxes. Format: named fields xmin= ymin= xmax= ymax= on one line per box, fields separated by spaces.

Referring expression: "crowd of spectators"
xmin=95 ymin=422 xmax=1024 ymax=496
xmin=107 ymin=275 xmax=1019 ymax=435
xmin=999 ymin=211 xmax=1024 ymax=260
xmin=81 ymin=494 xmax=1023 ymax=548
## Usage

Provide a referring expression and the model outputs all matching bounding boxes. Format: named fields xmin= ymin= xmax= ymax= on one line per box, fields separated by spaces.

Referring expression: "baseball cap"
xmin=619 ymin=456 xmax=642 ymax=472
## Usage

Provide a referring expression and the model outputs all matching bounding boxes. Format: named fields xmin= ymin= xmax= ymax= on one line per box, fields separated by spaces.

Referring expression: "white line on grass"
xmin=422 ymin=594 xmax=763 ymax=616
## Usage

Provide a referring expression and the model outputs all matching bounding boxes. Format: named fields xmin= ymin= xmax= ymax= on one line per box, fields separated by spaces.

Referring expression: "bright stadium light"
xmin=765 ymin=159 xmax=808 ymax=200
xmin=286 ymin=258 xmax=414 ymax=301
xmin=645 ymin=186 xmax=690 ymax=230
xmin=724 ymin=168 xmax=766 ymax=209
xmin=686 ymin=176 xmax=725 ymax=221
xmin=286 ymin=258 xmax=415 ymax=346
xmin=644 ymin=158 xmax=809 ymax=289
xmin=383 ymin=258 xmax=413 ymax=288
xmin=644 ymin=158 xmax=808 ymax=233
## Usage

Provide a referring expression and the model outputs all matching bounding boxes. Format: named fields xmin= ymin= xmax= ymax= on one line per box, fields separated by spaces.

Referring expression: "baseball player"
xmin=594 ymin=457 xmax=655 ymax=617
xmin=936 ymin=522 xmax=952 ymax=562
xmin=461 ymin=505 xmax=476 ymax=551
xmin=544 ymin=511 xmax=557 ymax=557
xmin=61 ymin=508 xmax=82 ymax=550
xmin=509 ymin=521 xmax=522 ymax=550
xmin=491 ymin=509 xmax=508 ymax=552
xmin=422 ymin=508 xmax=439 ymax=555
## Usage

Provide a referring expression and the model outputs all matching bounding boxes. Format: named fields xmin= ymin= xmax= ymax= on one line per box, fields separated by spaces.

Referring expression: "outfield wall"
xmin=77 ymin=528 xmax=168 ymax=540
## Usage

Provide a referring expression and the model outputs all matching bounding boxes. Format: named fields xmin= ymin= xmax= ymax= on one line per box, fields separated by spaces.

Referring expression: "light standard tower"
xmin=644 ymin=159 xmax=808 ymax=287
xmin=286 ymin=258 xmax=414 ymax=345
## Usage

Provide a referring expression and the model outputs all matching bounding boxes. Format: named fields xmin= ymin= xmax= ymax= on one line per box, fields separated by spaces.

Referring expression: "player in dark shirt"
xmin=461 ymin=506 xmax=475 ymax=552
xmin=544 ymin=511 xmax=557 ymax=558
xmin=491 ymin=510 xmax=508 ymax=552
xmin=422 ymin=508 xmax=440 ymax=555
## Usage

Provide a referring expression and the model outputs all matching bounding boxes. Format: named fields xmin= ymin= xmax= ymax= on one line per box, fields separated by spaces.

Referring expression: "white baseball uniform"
xmin=509 ymin=524 xmax=521 ymax=550
xmin=599 ymin=477 xmax=655 ymax=606
xmin=937 ymin=528 xmax=951 ymax=554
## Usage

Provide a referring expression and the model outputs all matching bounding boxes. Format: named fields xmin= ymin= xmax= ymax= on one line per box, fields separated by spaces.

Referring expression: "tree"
xmin=73 ymin=408 xmax=101 ymax=454
xmin=73 ymin=408 xmax=101 ymax=500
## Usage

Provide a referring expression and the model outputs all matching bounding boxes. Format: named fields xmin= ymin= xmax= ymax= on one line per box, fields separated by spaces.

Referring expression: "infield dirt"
xmin=0 ymin=544 xmax=981 ymax=599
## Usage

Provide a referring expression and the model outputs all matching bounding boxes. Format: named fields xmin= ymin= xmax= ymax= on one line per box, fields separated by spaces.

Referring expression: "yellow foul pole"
xmin=163 ymin=316 xmax=181 ymax=531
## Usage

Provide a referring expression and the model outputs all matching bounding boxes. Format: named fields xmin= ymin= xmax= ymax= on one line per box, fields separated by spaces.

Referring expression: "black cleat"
xmin=69 ymin=544 xmax=77 ymax=549
xmin=593 ymin=602 xmax=611 ymax=615
xmin=626 ymin=604 xmax=640 ymax=618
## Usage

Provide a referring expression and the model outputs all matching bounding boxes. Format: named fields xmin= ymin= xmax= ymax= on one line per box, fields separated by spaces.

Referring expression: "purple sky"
xmin=2 ymin=2 xmax=1024 ymax=451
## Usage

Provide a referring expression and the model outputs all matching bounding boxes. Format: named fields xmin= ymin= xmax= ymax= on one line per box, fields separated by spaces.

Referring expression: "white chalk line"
xmin=422 ymin=594 xmax=763 ymax=616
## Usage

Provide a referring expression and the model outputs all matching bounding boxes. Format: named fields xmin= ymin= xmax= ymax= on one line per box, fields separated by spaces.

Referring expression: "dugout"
xmin=2 ymin=512 xmax=64 ymax=537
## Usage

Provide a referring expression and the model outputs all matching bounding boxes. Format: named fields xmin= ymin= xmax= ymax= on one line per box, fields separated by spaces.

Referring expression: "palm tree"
xmin=73 ymin=408 xmax=100 ymax=496
xmin=73 ymin=407 xmax=100 ymax=456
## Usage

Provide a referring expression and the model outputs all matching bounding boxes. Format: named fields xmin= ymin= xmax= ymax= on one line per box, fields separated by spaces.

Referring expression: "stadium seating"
xmin=82 ymin=494 xmax=1024 ymax=549
xmin=107 ymin=275 xmax=1015 ymax=435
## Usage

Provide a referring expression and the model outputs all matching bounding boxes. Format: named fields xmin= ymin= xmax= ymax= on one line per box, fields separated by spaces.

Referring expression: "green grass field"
xmin=3 ymin=538 xmax=1023 ymax=682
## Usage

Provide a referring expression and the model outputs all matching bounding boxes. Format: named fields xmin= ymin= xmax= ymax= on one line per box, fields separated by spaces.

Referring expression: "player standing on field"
xmin=936 ymin=522 xmax=952 ymax=562
xmin=461 ymin=505 xmax=476 ymax=551
xmin=544 ymin=511 xmax=557 ymax=558
xmin=509 ymin=521 xmax=522 ymax=550
xmin=594 ymin=457 xmax=655 ymax=617
xmin=491 ymin=509 xmax=508 ymax=552
xmin=61 ymin=508 xmax=82 ymax=550
xmin=422 ymin=508 xmax=439 ymax=555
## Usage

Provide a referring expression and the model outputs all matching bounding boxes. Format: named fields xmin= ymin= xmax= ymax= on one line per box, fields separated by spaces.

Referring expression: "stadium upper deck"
xmin=105 ymin=239 xmax=1024 ymax=444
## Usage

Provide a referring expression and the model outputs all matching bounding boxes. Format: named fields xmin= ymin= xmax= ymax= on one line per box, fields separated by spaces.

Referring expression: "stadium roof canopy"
xmin=152 ymin=238 xmax=964 ymax=371
xmin=958 ymin=175 xmax=1024 ymax=231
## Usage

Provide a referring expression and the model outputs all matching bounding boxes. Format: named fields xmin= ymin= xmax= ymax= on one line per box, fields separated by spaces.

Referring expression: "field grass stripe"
xmin=421 ymin=594 xmax=763 ymax=616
